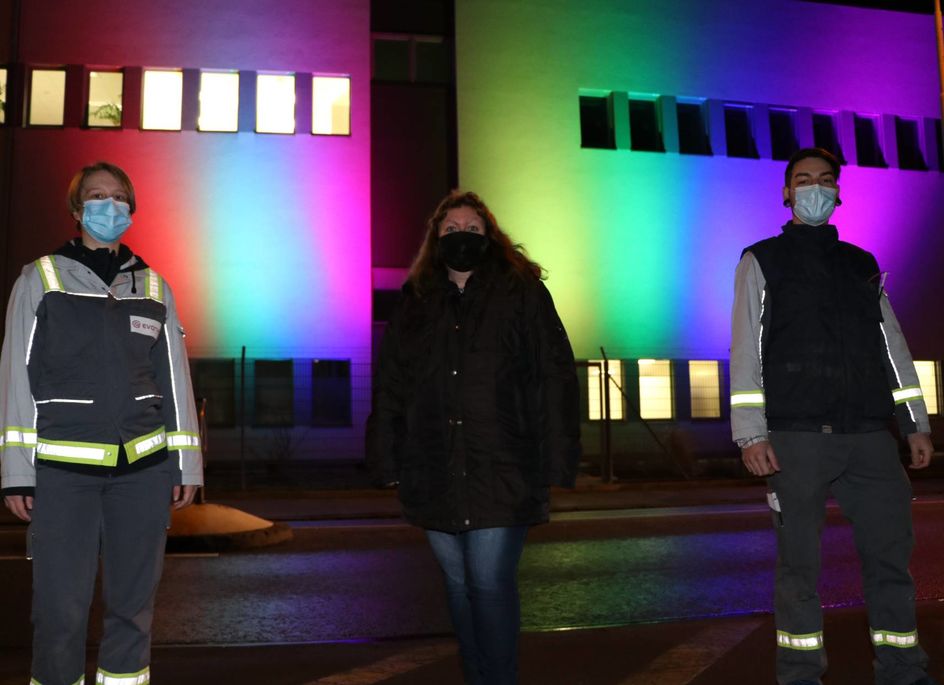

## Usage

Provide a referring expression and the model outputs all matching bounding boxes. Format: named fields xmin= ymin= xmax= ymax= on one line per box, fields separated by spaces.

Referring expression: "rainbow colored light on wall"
xmin=455 ymin=0 xmax=944 ymax=361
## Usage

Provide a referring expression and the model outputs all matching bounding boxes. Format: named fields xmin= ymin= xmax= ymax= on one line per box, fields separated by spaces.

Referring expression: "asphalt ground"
xmin=2 ymin=475 xmax=944 ymax=684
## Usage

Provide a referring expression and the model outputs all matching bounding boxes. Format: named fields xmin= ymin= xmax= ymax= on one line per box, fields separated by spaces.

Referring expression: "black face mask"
xmin=438 ymin=232 xmax=489 ymax=272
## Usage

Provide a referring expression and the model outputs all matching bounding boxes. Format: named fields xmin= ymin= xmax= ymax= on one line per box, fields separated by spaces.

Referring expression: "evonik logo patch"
xmin=129 ymin=315 xmax=162 ymax=339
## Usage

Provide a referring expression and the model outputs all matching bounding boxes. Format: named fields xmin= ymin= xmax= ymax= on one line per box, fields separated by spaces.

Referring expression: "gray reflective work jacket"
xmin=0 ymin=253 xmax=203 ymax=489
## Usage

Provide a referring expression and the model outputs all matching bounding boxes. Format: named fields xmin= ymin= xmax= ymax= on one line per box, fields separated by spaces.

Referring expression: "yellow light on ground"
xmin=87 ymin=71 xmax=123 ymax=128
xmin=29 ymin=69 xmax=66 ymax=126
xmin=312 ymin=76 xmax=350 ymax=135
xmin=199 ymin=71 xmax=239 ymax=132
xmin=142 ymin=70 xmax=183 ymax=130
xmin=914 ymin=361 xmax=939 ymax=415
xmin=588 ymin=359 xmax=624 ymax=420
xmin=689 ymin=360 xmax=721 ymax=418
xmin=256 ymin=73 xmax=296 ymax=134
xmin=639 ymin=359 xmax=673 ymax=420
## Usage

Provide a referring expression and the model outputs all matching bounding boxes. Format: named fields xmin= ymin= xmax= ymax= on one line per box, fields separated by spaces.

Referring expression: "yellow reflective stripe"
xmin=2 ymin=426 xmax=38 ymax=448
xmin=145 ymin=269 xmax=163 ymax=303
xmin=125 ymin=427 xmax=167 ymax=462
xmin=871 ymin=628 xmax=918 ymax=647
xmin=892 ymin=385 xmax=923 ymax=405
xmin=96 ymin=666 xmax=149 ymax=684
xmin=731 ymin=391 xmax=765 ymax=408
xmin=36 ymin=439 xmax=117 ymax=465
xmin=167 ymin=431 xmax=201 ymax=450
xmin=35 ymin=256 xmax=63 ymax=292
xmin=776 ymin=629 xmax=824 ymax=651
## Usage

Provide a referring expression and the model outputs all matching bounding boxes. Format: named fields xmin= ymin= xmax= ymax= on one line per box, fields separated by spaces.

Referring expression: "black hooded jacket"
xmin=367 ymin=267 xmax=581 ymax=533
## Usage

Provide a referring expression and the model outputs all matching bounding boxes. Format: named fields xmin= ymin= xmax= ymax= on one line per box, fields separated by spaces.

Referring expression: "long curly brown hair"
xmin=407 ymin=190 xmax=544 ymax=295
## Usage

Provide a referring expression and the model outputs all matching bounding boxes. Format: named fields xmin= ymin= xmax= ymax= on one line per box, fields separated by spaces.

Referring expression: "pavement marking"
xmin=617 ymin=618 xmax=762 ymax=685
xmin=302 ymin=642 xmax=457 ymax=684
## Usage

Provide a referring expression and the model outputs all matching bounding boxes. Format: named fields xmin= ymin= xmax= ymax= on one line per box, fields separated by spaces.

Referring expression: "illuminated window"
xmin=0 ymin=68 xmax=7 ymax=124
xmin=198 ymin=71 xmax=239 ymax=132
xmin=87 ymin=71 xmax=123 ymax=128
xmin=639 ymin=359 xmax=673 ymax=420
xmin=689 ymin=361 xmax=721 ymax=419
xmin=588 ymin=359 xmax=624 ymax=421
xmin=312 ymin=76 xmax=350 ymax=135
xmin=142 ymin=69 xmax=183 ymax=131
xmin=914 ymin=361 xmax=940 ymax=416
xmin=256 ymin=73 xmax=296 ymax=134
xmin=29 ymin=69 xmax=66 ymax=126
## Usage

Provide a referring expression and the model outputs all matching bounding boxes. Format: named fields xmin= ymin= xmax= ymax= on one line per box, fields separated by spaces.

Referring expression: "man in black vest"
xmin=730 ymin=148 xmax=937 ymax=685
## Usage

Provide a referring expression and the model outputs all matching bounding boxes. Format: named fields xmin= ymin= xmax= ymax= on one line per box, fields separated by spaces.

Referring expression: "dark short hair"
xmin=784 ymin=147 xmax=840 ymax=187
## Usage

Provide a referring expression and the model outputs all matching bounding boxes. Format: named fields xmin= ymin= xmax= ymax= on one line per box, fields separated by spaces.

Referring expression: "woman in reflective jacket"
xmin=368 ymin=190 xmax=581 ymax=685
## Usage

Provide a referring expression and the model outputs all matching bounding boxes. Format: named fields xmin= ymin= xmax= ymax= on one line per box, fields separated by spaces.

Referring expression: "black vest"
xmin=745 ymin=224 xmax=894 ymax=433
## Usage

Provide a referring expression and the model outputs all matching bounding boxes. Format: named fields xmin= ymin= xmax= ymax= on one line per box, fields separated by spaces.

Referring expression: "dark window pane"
xmin=769 ymin=108 xmax=799 ymax=161
xmin=813 ymin=112 xmax=845 ymax=164
xmin=677 ymin=102 xmax=711 ymax=155
xmin=254 ymin=360 xmax=294 ymax=427
xmin=191 ymin=359 xmax=235 ymax=428
xmin=311 ymin=360 xmax=352 ymax=427
xmin=854 ymin=115 xmax=886 ymax=168
xmin=895 ymin=117 xmax=926 ymax=171
xmin=579 ymin=96 xmax=614 ymax=149
xmin=373 ymin=289 xmax=401 ymax=323
xmin=373 ymin=39 xmax=410 ymax=82
xmin=629 ymin=99 xmax=664 ymax=152
xmin=936 ymin=120 xmax=943 ymax=172
xmin=415 ymin=41 xmax=449 ymax=84
xmin=724 ymin=105 xmax=758 ymax=159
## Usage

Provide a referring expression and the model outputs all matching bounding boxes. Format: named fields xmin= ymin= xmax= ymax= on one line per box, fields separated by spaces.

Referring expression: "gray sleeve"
xmin=157 ymin=280 xmax=204 ymax=486
xmin=0 ymin=268 xmax=44 ymax=489
xmin=879 ymin=294 xmax=930 ymax=435
xmin=730 ymin=252 xmax=769 ymax=444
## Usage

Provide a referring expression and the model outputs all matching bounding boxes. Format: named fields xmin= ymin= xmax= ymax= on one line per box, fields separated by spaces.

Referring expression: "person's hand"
xmin=3 ymin=495 xmax=33 ymax=521
xmin=172 ymin=485 xmax=198 ymax=510
xmin=907 ymin=432 xmax=934 ymax=470
xmin=741 ymin=440 xmax=780 ymax=477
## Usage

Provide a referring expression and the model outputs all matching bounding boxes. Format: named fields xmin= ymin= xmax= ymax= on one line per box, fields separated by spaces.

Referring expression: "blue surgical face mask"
xmin=81 ymin=198 xmax=132 ymax=243
xmin=792 ymin=184 xmax=838 ymax=226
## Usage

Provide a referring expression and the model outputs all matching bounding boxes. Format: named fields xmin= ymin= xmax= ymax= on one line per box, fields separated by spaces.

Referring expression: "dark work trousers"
xmin=30 ymin=461 xmax=174 ymax=685
xmin=767 ymin=430 xmax=929 ymax=685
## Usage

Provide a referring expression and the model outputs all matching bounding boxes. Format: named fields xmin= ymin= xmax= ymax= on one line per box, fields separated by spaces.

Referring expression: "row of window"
xmin=191 ymin=359 xmax=356 ymax=428
xmin=588 ymin=359 xmax=941 ymax=421
xmin=189 ymin=355 xmax=942 ymax=429
xmin=0 ymin=66 xmax=351 ymax=135
xmin=579 ymin=90 xmax=942 ymax=172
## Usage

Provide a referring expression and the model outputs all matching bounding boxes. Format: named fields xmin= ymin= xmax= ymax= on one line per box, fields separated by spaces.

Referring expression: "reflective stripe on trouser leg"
xmin=776 ymin=630 xmax=824 ymax=651
xmin=871 ymin=628 xmax=918 ymax=648
xmin=97 ymin=466 xmax=173 ymax=680
xmin=96 ymin=667 xmax=150 ymax=684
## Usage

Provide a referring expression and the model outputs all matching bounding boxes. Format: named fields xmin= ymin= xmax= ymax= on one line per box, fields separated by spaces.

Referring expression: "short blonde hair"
xmin=67 ymin=161 xmax=136 ymax=215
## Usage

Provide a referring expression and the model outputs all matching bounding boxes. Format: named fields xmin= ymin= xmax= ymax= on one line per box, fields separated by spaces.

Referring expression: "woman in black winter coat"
xmin=367 ymin=190 xmax=581 ymax=685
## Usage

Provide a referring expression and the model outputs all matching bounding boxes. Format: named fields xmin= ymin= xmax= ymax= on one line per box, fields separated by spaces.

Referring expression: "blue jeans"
xmin=426 ymin=526 xmax=529 ymax=685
